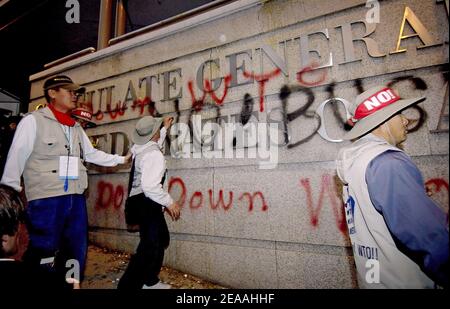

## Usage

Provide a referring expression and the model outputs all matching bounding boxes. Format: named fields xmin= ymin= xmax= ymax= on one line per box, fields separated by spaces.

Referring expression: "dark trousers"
xmin=23 ymin=194 xmax=87 ymax=285
xmin=118 ymin=194 xmax=170 ymax=290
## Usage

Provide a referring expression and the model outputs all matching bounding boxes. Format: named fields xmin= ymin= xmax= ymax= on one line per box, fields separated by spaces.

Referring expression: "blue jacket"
xmin=367 ymin=150 xmax=449 ymax=287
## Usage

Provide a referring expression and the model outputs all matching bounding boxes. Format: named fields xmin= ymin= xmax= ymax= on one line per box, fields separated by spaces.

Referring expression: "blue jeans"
xmin=24 ymin=194 xmax=88 ymax=282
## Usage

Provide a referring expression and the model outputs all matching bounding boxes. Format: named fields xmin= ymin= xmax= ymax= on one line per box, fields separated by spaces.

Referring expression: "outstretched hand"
xmin=124 ymin=151 xmax=132 ymax=163
xmin=163 ymin=117 xmax=174 ymax=130
xmin=165 ymin=202 xmax=181 ymax=221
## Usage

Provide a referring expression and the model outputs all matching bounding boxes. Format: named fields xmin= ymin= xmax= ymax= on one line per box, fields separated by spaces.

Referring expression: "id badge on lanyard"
xmin=59 ymin=126 xmax=79 ymax=191
xmin=59 ymin=156 xmax=79 ymax=180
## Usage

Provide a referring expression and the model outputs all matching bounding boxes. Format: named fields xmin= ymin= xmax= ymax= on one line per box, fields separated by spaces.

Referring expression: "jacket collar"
xmin=37 ymin=106 xmax=80 ymax=128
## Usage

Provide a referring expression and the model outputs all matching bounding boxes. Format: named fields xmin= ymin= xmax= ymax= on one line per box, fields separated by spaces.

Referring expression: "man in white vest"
xmin=0 ymin=75 xmax=131 ymax=288
xmin=336 ymin=85 xmax=448 ymax=288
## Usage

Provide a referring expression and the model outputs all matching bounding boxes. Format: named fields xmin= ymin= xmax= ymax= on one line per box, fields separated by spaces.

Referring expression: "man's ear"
xmin=48 ymin=89 xmax=57 ymax=101
xmin=1 ymin=233 xmax=18 ymax=257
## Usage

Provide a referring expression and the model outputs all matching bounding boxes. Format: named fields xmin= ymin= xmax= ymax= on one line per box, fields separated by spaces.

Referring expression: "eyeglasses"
xmin=60 ymin=88 xmax=83 ymax=97
xmin=71 ymin=90 xmax=83 ymax=96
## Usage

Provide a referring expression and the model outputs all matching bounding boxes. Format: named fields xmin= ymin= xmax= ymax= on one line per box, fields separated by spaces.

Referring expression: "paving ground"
xmin=83 ymin=245 xmax=226 ymax=289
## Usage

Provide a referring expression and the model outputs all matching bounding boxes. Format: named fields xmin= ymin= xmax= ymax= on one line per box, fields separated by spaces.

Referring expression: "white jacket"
xmin=336 ymin=134 xmax=434 ymax=288
xmin=129 ymin=128 xmax=173 ymax=207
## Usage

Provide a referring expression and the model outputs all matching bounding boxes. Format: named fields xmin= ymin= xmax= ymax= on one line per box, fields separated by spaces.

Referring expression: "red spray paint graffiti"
xmin=168 ymin=177 xmax=187 ymax=207
xmin=93 ymin=107 xmax=104 ymax=121
xmin=209 ymin=189 xmax=233 ymax=210
xmin=188 ymin=75 xmax=233 ymax=111
xmin=425 ymin=178 xmax=449 ymax=221
xmin=90 ymin=96 xmax=157 ymax=121
xmin=300 ymin=174 xmax=347 ymax=234
xmin=238 ymin=192 xmax=268 ymax=212
xmin=131 ymin=97 xmax=158 ymax=116
xmin=243 ymin=68 xmax=281 ymax=112
xmin=425 ymin=178 xmax=449 ymax=195
xmin=188 ymin=81 xmax=207 ymax=111
xmin=204 ymin=75 xmax=232 ymax=106
xmin=296 ymin=62 xmax=327 ymax=86
xmin=190 ymin=191 xmax=203 ymax=209
xmin=95 ymin=181 xmax=125 ymax=209
xmin=168 ymin=177 xmax=268 ymax=212
xmin=107 ymin=101 xmax=126 ymax=119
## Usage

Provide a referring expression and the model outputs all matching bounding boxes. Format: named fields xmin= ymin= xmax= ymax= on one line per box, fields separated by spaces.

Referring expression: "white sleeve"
xmin=158 ymin=127 xmax=167 ymax=149
xmin=81 ymin=130 xmax=125 ymax=166
xmin=0 ymin=115 xmax=36 ymax=192
xmin=140 ymin=151 xmax=173 ymax=207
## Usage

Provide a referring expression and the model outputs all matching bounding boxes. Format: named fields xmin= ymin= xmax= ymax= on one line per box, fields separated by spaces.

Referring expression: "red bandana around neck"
xmin=48 ymin=104 xmax=76 ymax=127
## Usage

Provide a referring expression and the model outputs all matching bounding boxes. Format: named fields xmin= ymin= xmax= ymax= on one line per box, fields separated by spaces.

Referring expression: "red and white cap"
xmin=344 ymin=85 xmax=425 ymax=140
xmin=72 ymin=107 xmax=95 ymax=127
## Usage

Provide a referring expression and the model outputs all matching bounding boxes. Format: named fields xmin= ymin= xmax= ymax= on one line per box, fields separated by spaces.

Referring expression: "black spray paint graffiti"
xmin=316 ymin=76 xmax=429 ymax=138
xmin=277 ymin=84 xmax=320 ymax=148
xmin=163 ymin=75 xmax=434 ymax=153
xmin=232 ymin=93 xmax=255 ymax=147
xmin=268 ymin=75 xmax=431 ymax=149
xmin=432 ymin=69 xmax=449 ymax=133
xmin=95 ymin=73 xmax=445 ymax=157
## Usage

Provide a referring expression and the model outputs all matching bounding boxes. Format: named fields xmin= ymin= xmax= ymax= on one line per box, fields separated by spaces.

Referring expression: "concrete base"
xmin=89 ymin=229 xmax=357 ymax=289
